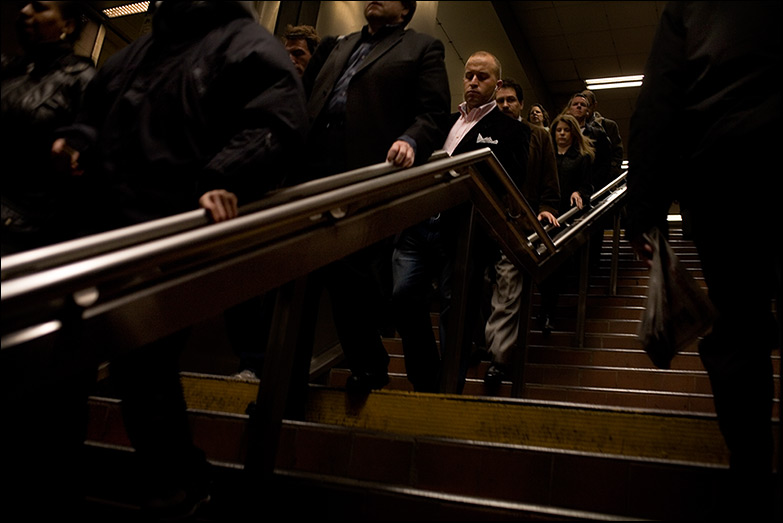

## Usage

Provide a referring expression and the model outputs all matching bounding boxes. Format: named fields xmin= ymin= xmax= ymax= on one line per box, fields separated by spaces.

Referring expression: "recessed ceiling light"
xmin=585 ymin=75 xmax=644 ymax=90
xmin=103 ymin=1 xmax=150 ymax=18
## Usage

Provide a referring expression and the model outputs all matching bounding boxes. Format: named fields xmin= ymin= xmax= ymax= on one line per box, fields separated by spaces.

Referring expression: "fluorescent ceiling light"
xmin=103 ymin=1 xmax=149 ymax=18
xmin=585 ymin=75 xmax=643 ymax=90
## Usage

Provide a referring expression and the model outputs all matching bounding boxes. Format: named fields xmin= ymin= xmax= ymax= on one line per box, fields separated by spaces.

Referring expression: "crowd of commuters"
xmin=2 ymin=1 xmax=778 ymax=520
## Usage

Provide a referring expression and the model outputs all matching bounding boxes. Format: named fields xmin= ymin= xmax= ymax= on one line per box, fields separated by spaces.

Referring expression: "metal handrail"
xmin=0 ymin=151 xmax=451 ymax=282
xmin=2 ymin=149 xmax=533 ymax=344
xmin=527 ymin=170 xmax=627 ymax=246
xmin=1 ymin=150 xmax=630 ymax=351
xmin=1 ymin=147 xmax=634 ymax=486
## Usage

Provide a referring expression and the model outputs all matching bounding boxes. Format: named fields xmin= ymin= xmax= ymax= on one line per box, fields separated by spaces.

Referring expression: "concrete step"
xmin=84 ymin=381 xmax=745 ymax=520
xmin=322 ymin=221 xmax=780 ymax=425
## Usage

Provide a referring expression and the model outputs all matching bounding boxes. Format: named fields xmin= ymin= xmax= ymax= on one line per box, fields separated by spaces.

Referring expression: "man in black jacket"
xmin=626 ymin=2 xmax=780 ymax=519
xmin=392 ymin=51 xmax=541 ymax=393
xmin=304 ymin=1 xmax=451 ymax=394
xmin=306 ymin=1 xmax=450 ymax=178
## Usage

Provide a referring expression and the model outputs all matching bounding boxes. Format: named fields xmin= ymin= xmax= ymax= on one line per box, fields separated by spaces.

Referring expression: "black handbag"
xmin=637 ymin=228 xmax=718 ymax=369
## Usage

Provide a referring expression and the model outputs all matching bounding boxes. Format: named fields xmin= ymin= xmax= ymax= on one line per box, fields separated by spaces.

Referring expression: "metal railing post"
xmin=610 ymin=212 xmax=622 ymax=296
xmin=438 ymin=203 xmax=477 ymax=394
xmin=577 ymin=241 xmax=590 ymax=348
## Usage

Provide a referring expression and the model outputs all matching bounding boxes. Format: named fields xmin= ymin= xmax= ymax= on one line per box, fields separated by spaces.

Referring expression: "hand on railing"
xmin=538 ymin=211 xmax=559 ymax=228
xmin=386 ymin=140 xmax=415 ymax=168
xmin=199 ymin=190 xmax=239 ymax=222
xmin=570 ymin=191 xmax=584 ymax=210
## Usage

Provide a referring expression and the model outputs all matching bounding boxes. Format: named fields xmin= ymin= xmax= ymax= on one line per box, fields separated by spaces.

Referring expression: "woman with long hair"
xmin=538 ymin=113 xmax=595 ymax=333
xmin=527 ymin=102 xmax=550 ymax=129
xmin=550 ymin=113 xmax=594 ymax=212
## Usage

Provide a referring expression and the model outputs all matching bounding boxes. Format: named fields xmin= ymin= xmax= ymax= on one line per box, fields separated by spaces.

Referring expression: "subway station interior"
xmin=1 ymin=1 xmax=780 ymax=521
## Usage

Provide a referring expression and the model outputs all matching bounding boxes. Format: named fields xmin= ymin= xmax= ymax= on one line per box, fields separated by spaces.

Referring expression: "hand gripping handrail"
xmin=0 ymin=151 xmax=450 ymax=282
xmin=2 ymin=148 xmax=534 ymax=349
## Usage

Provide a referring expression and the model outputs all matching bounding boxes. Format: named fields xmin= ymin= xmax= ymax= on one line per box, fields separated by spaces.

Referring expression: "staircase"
xmin=329 ymin=222 xmax=778 ymax=418
xmin=82 ymin=221 xmax=781 ymax=520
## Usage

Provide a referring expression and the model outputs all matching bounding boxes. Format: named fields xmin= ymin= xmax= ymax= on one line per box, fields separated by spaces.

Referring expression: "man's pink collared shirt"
xmin=443 ymin=100 xmax=497 ymax=156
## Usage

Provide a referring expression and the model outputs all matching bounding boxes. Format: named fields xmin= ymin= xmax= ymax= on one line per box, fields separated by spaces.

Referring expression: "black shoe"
xmin=484 ymin=363 xmax=508 ymax=390
xmin=345 ymin=370 xmax=389 ymax=395
xmin=542 ymin=315 xmax=554 ymax=335
xmin=142 ymin=481 xmax=212 ymax=522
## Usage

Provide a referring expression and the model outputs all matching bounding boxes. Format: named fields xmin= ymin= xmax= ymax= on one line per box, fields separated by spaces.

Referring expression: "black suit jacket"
xmin=307 ymin=25 xmax=451 ymax=172
xmin=450 ymin=106 xmax=530 ymax=191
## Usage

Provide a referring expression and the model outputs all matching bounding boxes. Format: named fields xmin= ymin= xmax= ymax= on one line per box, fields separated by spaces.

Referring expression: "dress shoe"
xmin=484 ymin=362 xmax=508 ymax=390
xmin=542 ymin=315 xmax=554 ymax=335
xmin=345 ymin=370 xmax=389 ymax=395
xmin=231 ymin=369 xmax=259 ymax=381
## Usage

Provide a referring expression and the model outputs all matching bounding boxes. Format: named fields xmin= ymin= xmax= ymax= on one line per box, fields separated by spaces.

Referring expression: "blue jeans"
xmin=392 ymin=216 xmax=454 ymax=392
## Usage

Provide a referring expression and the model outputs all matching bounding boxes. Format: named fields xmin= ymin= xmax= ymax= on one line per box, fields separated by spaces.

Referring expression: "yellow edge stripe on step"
xmin=305 ymin=388 xmax=729 ymax=465
xmin=178 ymin=374 xmax=728 ymax=465
xmin=181 ymin=373 xmax=259 ymax=415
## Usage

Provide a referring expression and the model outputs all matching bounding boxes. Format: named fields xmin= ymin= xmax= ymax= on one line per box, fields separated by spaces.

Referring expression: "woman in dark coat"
xmin=1 ymin=1 xmax=94 ymax=255
xmin=551 ymin=113 xmax=594 ymax=214
xmin=538 ymin=113 xmax=595 ymax=333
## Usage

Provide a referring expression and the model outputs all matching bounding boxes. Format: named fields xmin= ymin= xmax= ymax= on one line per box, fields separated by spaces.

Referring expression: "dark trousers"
xmin=224 ymin=293 xmax=275 ymax=375
xmin=322 ymin=240 xmax=393 ymax=376
xmin=306 ymin=113 xmax=393 ymax=376
xmin=2 ymin=339 xmax=95 ymax=518
xmin=392 ymin=217 xmax=454 ymax=392
xmin=110 ymin=330 xmax=210 ymax=496
xmin=687 ymin=199 xmax=779 ymax=519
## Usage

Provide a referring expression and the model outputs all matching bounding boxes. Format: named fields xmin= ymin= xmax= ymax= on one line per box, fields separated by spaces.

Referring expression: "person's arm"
xmin=198 ymin=29 xmax=309 ymax=207
xmin=577 ymin=153 xmax=594 ymax=208
xmin=392 ymin=36 xmax=451 ymax=165
xmin=604 ymin=118 xmax=624 ymax=179
xmin=537 ymin=128 xmax=561 ymax=216
xmin=626 ymin=3 xmax=687 ymax=258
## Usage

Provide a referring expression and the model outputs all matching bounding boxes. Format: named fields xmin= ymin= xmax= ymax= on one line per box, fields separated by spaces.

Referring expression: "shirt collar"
xmin=458 ymin=100 xmax=497 ymax=121
xmin=361 ymin=23 xmax=402 ymax=42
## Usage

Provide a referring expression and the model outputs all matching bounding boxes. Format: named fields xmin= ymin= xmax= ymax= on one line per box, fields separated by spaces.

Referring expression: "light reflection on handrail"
xmin=550 ymin=184 xmax=626 ymax=250
xmin=526 ymin=171 xmax=627 ymax=245
xmin=0 ymin=152 xmax=452 ymax=281
xmin=0 ymin=149 xmax=497 ymax=310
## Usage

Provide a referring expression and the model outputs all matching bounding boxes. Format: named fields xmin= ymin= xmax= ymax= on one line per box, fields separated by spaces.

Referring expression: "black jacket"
xmin=450 ymin=106 xmax=530 ymax=193
xmin=555 ymin=144 xmax=593 ymax=214
xmin=1 ymin=44 xmax=95 ymax=252
xmin=60 ymin=2 xmax=308 ymax=231
xmin=307 ymin=24 xmax=451 ymax=174
xmin=626 ymin=1 xmax=781 ymax=240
